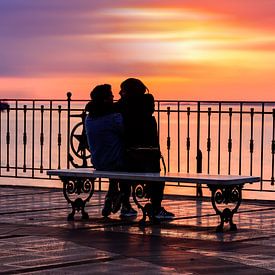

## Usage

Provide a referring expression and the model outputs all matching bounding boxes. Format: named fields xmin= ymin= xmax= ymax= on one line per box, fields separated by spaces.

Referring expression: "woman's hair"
xmin=120 ymin=78 xmax=149 ymax=96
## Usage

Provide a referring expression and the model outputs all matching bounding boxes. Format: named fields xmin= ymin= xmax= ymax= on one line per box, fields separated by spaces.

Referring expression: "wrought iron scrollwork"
xmin=208 ymin=184 xmax=243 ymax=232
xmin=132 ymin=183 xmax=154 ymax=225
xmin=61 ymin=177 xmax=95 ymax=221
xmin=69 ymin=112 xmax=92 ymax=168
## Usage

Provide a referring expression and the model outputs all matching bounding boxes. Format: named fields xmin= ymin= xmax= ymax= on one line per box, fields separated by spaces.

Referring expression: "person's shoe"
xmin=102 ymin=198 xmax=112 ymax=217
xmin=154 ymin=207 xmax=175 ymax=220
xmin=112 ymin=193 xmax=123 ymax=214
xmin=120 ymin=205 xmax=138 ymax=217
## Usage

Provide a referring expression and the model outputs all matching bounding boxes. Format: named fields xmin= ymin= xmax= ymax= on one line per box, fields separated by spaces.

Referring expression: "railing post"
xmin=0 ymin=104 xmax=1 ymax=176
xmin=196 ymin=149 xmax=202 ymax=197
xmin=207 ymin=107 xmax=211 ymax=174
xmin=177 ymin=102 xmax=180 ymax=173
xmin=32 ymin=101 xmax=35 ymax=178
xmin=167 ymin=106 xmax=171 ymax=172
xmin=49 ymin=101 xmax=53 ymax=173
xmin=196 ymin=102 xmax=203 ymax=197
xmin=250 ymin=108 xmax=254 ymax=176
xmin=15 ymin=101 xmax=18 ymax=177
xmin=40 ymin=105 xmax=44 ymax=173
xmin=271 ymin=109 xmax=275 ymax=186
xmin=67 ymin=92 xmax=72 ymax=169
xmin=260 ymin=103 xmax=265 ymax=190
xmin=23 ymin=105 xmax=27 ymax=172
xmin=58 ymin=105 xmax=62 ymax=169
xmin=186 ymin=107 xmax=190 ymax=173
xmin=228 ymin=108 xmax=233 ymax=175
xmin=217 ymin=102 xmax=222 ymax=174
xmin=6 ymin=104 xmax=10 ymax=172
xmin=238 ymin=103 xmax=243 ymax=175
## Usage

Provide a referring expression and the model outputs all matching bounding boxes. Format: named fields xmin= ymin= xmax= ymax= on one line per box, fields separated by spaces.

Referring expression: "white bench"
xmin=47 ymin=168 xmax=260 ymax=232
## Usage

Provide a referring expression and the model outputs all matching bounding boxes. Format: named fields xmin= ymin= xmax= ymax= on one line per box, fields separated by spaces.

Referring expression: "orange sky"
xmin=1 ymin=1 xmax=275 ymax=100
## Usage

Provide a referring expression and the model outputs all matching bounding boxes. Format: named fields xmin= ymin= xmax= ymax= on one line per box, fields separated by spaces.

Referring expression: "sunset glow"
xmin=1 ymin=1 xmax=275 ymax=100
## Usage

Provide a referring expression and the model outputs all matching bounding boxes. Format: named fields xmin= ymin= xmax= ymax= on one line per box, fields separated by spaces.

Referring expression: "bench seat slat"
xmin=47 ymin=168 xmax=260 ymax=185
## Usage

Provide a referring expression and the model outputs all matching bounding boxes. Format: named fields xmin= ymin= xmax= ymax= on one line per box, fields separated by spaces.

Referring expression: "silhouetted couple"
xmin=85 ymin=78 xmax=174 ymax=219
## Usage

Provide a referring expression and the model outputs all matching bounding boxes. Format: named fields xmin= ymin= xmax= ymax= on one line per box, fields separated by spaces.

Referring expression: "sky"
xmin=1 ymin=0 xmax=275 ymax=100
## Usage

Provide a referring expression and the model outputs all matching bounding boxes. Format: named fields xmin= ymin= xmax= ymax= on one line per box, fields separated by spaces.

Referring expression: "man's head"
xmin=120 ymin=78 xmax=148 ymax=98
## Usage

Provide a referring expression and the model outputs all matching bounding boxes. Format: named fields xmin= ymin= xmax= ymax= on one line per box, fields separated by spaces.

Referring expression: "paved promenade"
xmin=0 ymin=185 xmax=274 ymax=274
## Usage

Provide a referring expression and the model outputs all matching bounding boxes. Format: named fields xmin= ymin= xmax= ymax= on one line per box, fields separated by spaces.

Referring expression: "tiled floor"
xmin=0 ymin=186 xmax=274 ymax=274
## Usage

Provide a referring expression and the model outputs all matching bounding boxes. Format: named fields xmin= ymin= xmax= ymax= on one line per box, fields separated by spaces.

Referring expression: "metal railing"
xmin=0 ymin=94 xmax=275 ymax=194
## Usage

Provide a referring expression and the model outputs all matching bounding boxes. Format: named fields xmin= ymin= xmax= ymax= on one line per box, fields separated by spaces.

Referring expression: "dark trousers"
xmin=118 ymin=179 xmax=164 ymax=213
xmin=145 ymin=181 xmax=165 ymax=213
xmin=106 ymin=179 xmax=131 ymax=206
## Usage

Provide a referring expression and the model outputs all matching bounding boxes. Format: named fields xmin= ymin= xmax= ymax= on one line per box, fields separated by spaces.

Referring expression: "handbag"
xmin=125 ymin=146 xmax=166 ymax=173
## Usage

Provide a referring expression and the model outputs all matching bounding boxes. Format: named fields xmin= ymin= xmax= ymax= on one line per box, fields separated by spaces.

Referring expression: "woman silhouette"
xmin=116 ymin=78 xmax=174 ymax=219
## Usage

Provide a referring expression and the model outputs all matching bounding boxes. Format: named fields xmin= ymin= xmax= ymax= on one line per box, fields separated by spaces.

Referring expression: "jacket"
xmin=85 ymin=112 xmax=125 ymax=170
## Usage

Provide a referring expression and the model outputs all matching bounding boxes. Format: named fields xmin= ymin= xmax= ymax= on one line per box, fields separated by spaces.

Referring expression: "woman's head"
xmin=120 ymin=78 xmax=148 ymax=98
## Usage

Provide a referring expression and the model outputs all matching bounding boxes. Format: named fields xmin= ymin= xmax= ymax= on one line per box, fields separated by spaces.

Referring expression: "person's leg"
xmin=102 ymin=179 xmax=119 ymax=217
xmin=150 ymin=182 xmax=175 ymax=219
xmin=111 ymin=179 xmax=128 ymax=214
xmin=119 ymin=180 xmax=138 ymax=217
xmin=150 ymin=181 xmax=164 ymax=214
xmin=106 ymin=179 xmax=119 ymax=199
xmin=119 ymin=180 xmax=132 ymax=206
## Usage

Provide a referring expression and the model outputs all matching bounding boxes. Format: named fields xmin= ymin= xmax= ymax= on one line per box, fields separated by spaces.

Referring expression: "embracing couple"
xmin=85 ymin=78 xmax=174 ymax=220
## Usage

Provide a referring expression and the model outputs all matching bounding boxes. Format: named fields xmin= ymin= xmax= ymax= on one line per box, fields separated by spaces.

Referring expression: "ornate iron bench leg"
xmin=60 ymin=177 xmax=95 ymax=221
xmin=132 ymin=183 xmax=155 ymax=225
xmin=207 ymin=184 xmax=243 ymax=232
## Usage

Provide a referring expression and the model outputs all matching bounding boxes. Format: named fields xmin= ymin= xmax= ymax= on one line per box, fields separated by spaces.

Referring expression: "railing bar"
xmin=6 ymin=106 xmax=10 ymax=171
xmin=167 ymin=106 xmax=171 ymax=172
xmin=49 ymin=101 xmax=53 ymax=176
xmin=157 ymin=101 xmax=161 ymax=173
xmin=32 ymin=101 xmax=35 ymax=178
xmin=23 ymin=105 xmax=27 ymax=172
xmin=3 ymin=98 xmax=275 ymax=105
xmin=196 ymin=102 xmax=202 ymax=197
xmin=207 ymin=107 xmax=211 ymax=174
xmin=0 ymin=106 xmax=2 ymax=176
xmin=177 ymin=102 xmax=180 ymax=173
xmin=228 ymin=108 xmax=232 ymax=175
xmin=271 ymin=109 xmax=275 ymax=186
xmin=40 ymin=105 xmax=44 ymax=173
xmin=157 ymin=101 xmax=160 ymax=137
xmin=67 ymin=93 xmax=71 ymax=169
xmin=157 ymin=108 xmax=274 ymax=115
xmin=58 ymin=105 xmax=62 ymax=169
xmin=7 ymin=106 xmax=266 ymax=114
xmin=15 ymin=101 xmax=18 ymax=177
xmin=154 ymin=99 xmax=275 ymax=104
xmin=250 ymin=108 xmax=254 ymax=176
xmin=238 ymin=103 xmax=243 ymax=175
xmin=19 ymin=161 xmax=275 ymax=181
xmin=163 ymin=184 xmax=275 ymax=193
xmin=260 ymin=103 xmax=265 ymax=190
xmin=196 ymin=102 xmax=201 ymax=155
xmin=217 ymin=103 xmax=221 ymax=174
xmin=186 ymin=107 xmax=190 ymax=173
xmin=0 ymin=166 xmax=51 ymax=171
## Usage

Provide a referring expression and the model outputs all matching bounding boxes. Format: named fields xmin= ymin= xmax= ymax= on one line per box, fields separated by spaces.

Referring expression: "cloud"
xmin=0 ymin=1 xmax=123 ymax=77
xmin=0 ymin=0 xmax=117 ymax=38
xmin=1 ymin=0 xmax=275 ymax=100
